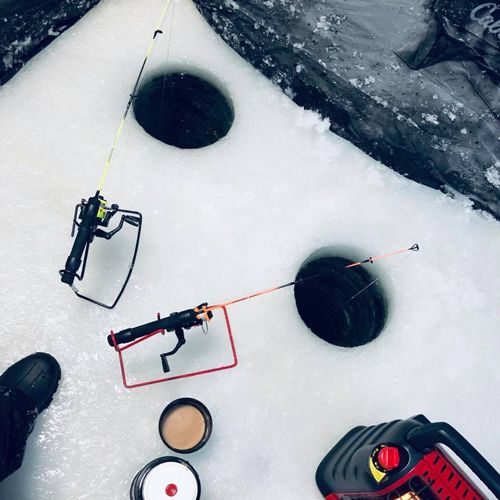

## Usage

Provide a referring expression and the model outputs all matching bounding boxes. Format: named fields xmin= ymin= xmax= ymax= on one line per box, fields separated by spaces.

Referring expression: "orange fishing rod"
xmin=107 ymin=243 xmax=419 ymax=388
xmin=204 ymin=243 xmax=419 ymax=314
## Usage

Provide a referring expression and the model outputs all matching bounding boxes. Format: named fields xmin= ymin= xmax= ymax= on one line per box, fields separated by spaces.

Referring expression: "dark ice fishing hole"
xmin=134 ymin=72 xmax=234 ymax=149
xmin=294 ymin=252 xmax=387 ymax=348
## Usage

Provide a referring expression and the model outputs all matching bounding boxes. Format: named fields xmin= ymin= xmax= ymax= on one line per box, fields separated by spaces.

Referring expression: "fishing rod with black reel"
xmin=59 ymin=0 xmax=174 ymax=308
xmin=107 ymin=244 xmax=419 ymax=388
xmin=60 ymin=194 xmax=142 ymax=308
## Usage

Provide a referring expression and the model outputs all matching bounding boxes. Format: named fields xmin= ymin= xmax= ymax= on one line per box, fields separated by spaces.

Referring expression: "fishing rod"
xmin=107 ymin=244 xmax=419 ymax=387
xmin=59 ymin=0 xmax=173 ymax=309
xmin=203 ymin=243 xmax=420 ymax=312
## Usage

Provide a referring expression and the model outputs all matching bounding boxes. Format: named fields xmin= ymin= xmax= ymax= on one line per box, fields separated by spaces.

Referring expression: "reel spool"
xmin=131 ymin=457 xmax=201 ymax=500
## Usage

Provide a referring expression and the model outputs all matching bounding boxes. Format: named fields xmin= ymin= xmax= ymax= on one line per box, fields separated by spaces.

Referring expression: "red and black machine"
xmin=316 ymin=415 xmax=500 ymax=500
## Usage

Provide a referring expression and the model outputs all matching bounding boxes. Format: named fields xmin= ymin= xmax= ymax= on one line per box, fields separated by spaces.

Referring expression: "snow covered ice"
xmin=0 ymin=0 xmax=499 ymax=498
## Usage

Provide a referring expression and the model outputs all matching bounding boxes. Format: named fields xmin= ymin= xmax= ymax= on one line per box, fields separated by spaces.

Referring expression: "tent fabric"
xmin=396 ymin=0 xmax=500 ymax=117
xmin=0 ymin=0 xmax=100 ymax=85
xmin=193 ymin=0 xmax=500 ymax=219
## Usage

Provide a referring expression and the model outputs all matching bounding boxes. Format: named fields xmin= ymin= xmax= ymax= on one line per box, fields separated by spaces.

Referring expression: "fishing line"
xmin=161 ymin=0 xmax=176 ymax=107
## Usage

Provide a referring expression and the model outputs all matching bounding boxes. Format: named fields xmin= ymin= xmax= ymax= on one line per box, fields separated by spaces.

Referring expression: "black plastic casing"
xmin=316 ymin=414 xmax=429 ymax=496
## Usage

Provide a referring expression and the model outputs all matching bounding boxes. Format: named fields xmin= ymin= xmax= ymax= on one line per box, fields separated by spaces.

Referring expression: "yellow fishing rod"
xmin=98 ymin=0 xmax=173 ymax=193
xmin=60 ymin=0 xmax=174 ymax=309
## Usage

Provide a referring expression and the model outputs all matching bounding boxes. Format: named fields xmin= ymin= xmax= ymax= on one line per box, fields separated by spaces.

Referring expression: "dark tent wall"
xmin=0 ymin=0 xmax=101 ymax=84
xmin=1 ymin=0 xmax=499 ymax=219
xmin=193 ymin=0 xmax=500 ymax=220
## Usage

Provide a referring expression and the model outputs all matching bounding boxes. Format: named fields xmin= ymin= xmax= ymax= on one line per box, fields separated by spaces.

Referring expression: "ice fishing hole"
xmin=133 ymin=72 xmax=234 ymax=149
xmin=294 ymin=249 xmax=387 ymax=348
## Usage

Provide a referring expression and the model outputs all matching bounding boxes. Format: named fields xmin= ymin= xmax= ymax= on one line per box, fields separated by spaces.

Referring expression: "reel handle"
xmin=107 ymin=304 xmax=211 ymax=347
xmin=60 ymin=194 xmax=101 ymax=285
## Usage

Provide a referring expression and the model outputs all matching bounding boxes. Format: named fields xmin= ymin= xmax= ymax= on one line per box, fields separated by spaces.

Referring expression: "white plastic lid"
xmin=142 ymin=461 xmax=199 ymax=500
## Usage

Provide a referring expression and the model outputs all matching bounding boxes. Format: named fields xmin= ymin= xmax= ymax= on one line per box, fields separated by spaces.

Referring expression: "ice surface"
xmin=0 ymin=0 xmax=499 ymax=498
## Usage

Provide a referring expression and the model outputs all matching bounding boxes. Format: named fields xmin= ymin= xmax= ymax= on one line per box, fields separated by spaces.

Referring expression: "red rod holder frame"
xmin=109 ymin=305 xmax=238 ymax=389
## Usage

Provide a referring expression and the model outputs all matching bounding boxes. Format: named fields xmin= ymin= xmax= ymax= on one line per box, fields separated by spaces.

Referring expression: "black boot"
xmin=0 ymin=352 xmax=61 ymax=481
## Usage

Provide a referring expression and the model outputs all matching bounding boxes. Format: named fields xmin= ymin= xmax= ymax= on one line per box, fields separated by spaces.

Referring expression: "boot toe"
xmin=0 ymin=352 xmax=61 ymax=412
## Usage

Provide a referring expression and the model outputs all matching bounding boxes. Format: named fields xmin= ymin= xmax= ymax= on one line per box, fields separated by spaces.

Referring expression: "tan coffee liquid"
xmin=161 ymin=405 xmax=206 ymax=450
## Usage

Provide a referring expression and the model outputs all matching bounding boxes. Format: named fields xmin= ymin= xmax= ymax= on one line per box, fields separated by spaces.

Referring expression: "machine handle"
xmin=60 ymin=194 xmax=100 ymax=285
xmin=407 ymin=422 xmax=500 ymax=498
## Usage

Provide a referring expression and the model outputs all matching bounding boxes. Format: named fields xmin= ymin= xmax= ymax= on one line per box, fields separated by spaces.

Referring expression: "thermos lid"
xmin=131 ymin=457 xmax=201 ymax=500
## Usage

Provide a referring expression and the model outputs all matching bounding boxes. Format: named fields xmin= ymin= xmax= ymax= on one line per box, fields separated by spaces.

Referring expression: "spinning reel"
xmin=60 ymin=192 xmax=142 ymax=309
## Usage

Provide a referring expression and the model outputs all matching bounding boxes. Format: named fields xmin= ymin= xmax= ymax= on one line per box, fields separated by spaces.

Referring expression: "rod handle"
xmin=60 ymin=195 xmax=101 ymax=285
